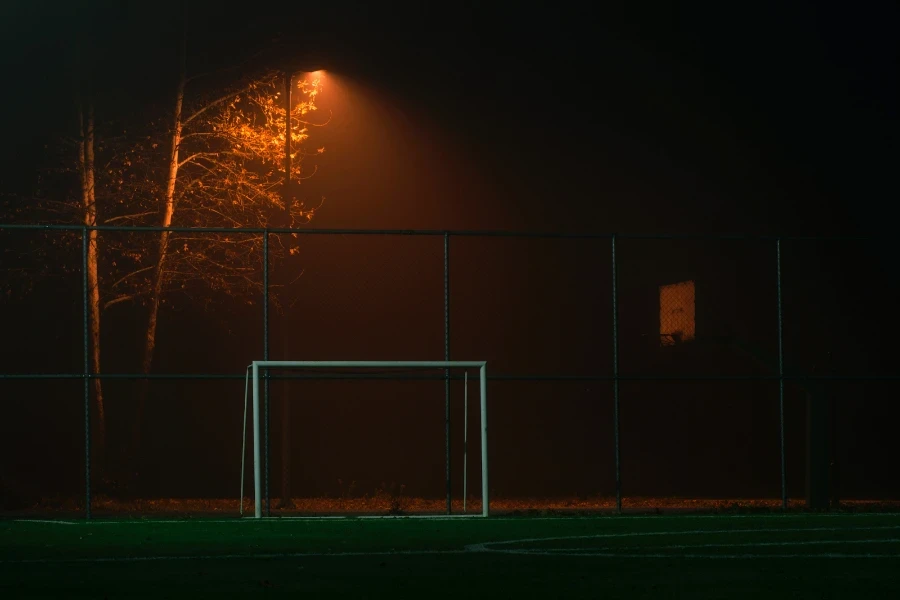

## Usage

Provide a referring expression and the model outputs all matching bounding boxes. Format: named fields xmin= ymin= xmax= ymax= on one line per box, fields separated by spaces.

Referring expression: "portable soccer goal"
xmin=241 ymin=361 xmax=489 ymax=518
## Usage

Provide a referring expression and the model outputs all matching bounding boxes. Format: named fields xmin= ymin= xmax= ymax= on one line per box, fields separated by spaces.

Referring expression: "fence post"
xmin=776 ymin=238 xmax=787 ymax=510
xmin=82 ymin=226 xmax=92 ymax=520
xmin=444 ymin=232 xmax=451 ymax=515
xmin=611 ymin=234 xmax=622 ymax=514
xmin=263 ymin=230 xmax=270 ymax=517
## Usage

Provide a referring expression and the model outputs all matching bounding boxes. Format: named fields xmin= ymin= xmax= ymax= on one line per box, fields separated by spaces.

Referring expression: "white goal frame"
xmin=249 ymin=360 xmax=489 ymax=518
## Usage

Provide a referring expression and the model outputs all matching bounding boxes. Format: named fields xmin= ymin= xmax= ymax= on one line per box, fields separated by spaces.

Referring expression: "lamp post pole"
xmin=280 ymin=69 xmax=294 ymax=511
xmin=277 ymin=60 xmax=323 ymax=512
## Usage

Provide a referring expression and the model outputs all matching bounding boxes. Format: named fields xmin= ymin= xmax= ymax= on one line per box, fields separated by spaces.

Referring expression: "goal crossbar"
xmin=249 ymin=360 xmax=489 ymax=518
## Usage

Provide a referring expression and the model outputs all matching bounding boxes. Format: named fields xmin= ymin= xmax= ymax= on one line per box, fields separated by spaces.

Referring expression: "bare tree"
xmin=2 ymin=23 xmax=329 ymax=490
xmin=102 ymin=34 xmax=329 ymax=462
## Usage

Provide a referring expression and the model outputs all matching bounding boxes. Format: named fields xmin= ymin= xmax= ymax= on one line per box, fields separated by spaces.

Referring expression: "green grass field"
xmin=3 ymin=513 xmax=900 ymax=598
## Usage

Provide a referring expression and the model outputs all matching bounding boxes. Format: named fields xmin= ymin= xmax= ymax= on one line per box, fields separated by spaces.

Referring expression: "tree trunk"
xmin=133 ymin=45 xmax=186 ymax=465
xmin=78 ymin=100 xmax=106 ymax=472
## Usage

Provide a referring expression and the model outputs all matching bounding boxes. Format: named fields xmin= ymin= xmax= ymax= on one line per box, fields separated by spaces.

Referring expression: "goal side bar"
xmin=250 ymin=360 xmax=489 ymax=519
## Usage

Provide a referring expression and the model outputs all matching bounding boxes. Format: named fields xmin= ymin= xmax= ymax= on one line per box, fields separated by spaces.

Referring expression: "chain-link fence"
xmin=1 ymin=224 xmax=898 ymax=517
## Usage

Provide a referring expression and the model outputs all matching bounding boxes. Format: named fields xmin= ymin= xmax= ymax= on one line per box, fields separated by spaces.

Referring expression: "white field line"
xmin=8 ymin=520 xmax=78 ymax=526
xmin=3 ymin=525 xmax=900 ymax=565
xmin=536 ymin=538 xmax=900 ymax=552
xmin=466 ymin=525 xmax=900 ymax=551
xmin=655 ymin=538 xmax=900 ymax=549
xmin=1 ymin=550 xmax=468 ymax=565
xmin=500 ymin=552 xmax=900 ymax=559
xmin=465 ymin=525 xmax=900 ymax=557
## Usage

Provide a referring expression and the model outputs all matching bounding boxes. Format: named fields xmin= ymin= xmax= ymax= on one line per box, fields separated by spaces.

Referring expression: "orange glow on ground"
xmin=14 ymin=496 xmax=900 ymax=516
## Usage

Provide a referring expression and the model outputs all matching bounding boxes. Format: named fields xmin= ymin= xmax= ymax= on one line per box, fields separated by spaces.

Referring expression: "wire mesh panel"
xmin=0 ymin=229 xmax=86 ymax=517
xmin=783 ymin=380 xmax=900 ymax=505
xmin=781 ymin=380 xmax=808 ymax=505
xmin=619 ymin=380 xmax=782 ymax=507
xmin=0 ymin=381 xmax=85 ymax=516
xmin=781 ymin=239 xmax=899 ymax=378
xmin=93 ymin=379 xmax=246 ymax=516
xmin=269 ymin=233 xmax=444 ymax=359
xmin=262 ymin=370 xmax=468 ymax=515
xmin=451 ymin=236 xmax=612 ymax=375
xmin=829 ymin=381 xmax=900 ymax=502
xmin=484 ymin=380 xmax=615 ymax=511
xmin=95 ymin=229 xmax=265 ymax=376
xmin=0 ymin=229 xmax=83 ymax=374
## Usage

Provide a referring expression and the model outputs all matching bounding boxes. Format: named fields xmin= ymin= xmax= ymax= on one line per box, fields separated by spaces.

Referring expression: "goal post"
xmin=248 ymin=360 xmax=489 ymax=519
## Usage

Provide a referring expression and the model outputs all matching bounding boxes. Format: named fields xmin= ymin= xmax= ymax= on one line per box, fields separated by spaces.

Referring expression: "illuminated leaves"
xmin=7 ymin=67 xmax=328 ymax=314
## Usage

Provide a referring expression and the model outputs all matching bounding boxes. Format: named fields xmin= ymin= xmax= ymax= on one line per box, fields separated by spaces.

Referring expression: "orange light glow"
xmin=659 ymin=280 xmax=695 ymax=345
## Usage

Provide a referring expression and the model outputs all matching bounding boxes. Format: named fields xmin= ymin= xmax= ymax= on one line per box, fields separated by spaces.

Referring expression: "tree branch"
xmin=178 ymin=152 xmax=220 ymax=168
xmin=182 ymin=81 xmax=259 ymax=127
xmin=104 ymin=212 xmax=159 ymax=224
xmin=110 ymin=265 xmax=154 ymax=290
xmin=103 ymin=294 xmax=138 ymax=310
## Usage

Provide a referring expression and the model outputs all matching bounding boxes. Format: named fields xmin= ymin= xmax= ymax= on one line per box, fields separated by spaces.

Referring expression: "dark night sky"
xmin=2 ymin=1 xmax=897 ymax=234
